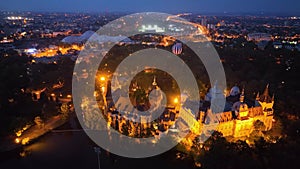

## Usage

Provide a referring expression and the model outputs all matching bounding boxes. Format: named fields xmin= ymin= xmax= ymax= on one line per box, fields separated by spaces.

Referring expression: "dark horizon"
xmin=1 ymin=10 xmax=299 ymax=17
xmin=1 ymin=0 xmax=300 ymax=16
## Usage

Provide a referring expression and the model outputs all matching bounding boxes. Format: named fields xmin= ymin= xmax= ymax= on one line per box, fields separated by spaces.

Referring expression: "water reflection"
xmin=0 ymin=118 xmax=194 ymax=169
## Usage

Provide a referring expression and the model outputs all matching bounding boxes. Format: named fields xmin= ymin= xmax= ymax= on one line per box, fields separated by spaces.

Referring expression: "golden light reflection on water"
xmin=19 ymin=142 xmax=47 ymax=158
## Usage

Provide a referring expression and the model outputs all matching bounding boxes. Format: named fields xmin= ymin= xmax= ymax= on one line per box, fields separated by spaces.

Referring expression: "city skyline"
xmin=1 ymin=0 xmax=300 ymax=15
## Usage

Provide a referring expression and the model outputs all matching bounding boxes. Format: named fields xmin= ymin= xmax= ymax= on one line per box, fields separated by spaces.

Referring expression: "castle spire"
xmin=262 ymin=84 xmax=269 ymax=97
xmin=211 ymin=80 xmax=219 ymax=96
xmin=272 ymin=93 xmax=275 ymax=101
xmin=152 ymin=76 xmax=157 ymax=86
xmin=260 ymin=84 xmax=272 ymax=102
xmin=213 ymin=80 xmax=218 ymax=89
xmin=240 ymin=87 xmax=245 ymax=102
xmin=256 ymin=92 xmax=260 ymax=101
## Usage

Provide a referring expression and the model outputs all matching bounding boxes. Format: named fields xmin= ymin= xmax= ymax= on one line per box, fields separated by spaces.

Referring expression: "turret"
xmin=232 ymin=88 xmax=248 ymax=119
xmin=254 ymin=92 xmax=260 ymax=106
xmin=258 ymin=84 xmax=274 ymax=131
xmin=256 ymin=92 xmax=260 ymax=101
xmin=211 ymin=81 xmax=226 ymax=113
xmin=258 ymin=84 xmax=274 ymax=116
xmin=260 ymin=84 xmax=272 ymax=103
xmin=239 ymin=88 xmax=245 ymax=103
xmin=152 ymin=76 xmax=157 ymax=87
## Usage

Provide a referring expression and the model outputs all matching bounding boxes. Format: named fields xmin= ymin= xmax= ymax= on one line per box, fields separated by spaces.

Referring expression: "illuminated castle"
xmin=104 ymin=76 xmax=274 ymax=139
xmin=193 ymin=84 xmax=274 ymax=138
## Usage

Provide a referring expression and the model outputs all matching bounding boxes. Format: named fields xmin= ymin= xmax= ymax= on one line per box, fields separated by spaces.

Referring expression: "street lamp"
xmin=15 ymin=138 xmax=20 ymax=144
xmin=173 ymin=97 xmax=180 ymax=111
xmin=94 ymin=147 xmax=101 ymax=169
xmin=100 ymin=76 xmax=106 ymax=81
xmin=173 ymin=97 xmax=179 ymax=104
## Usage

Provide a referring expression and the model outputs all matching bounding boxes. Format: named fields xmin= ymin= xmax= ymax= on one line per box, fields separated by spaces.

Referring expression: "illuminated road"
xmin=166 ymin=14 xmax=209 ymax=36
xmin=16 ymin=115 xmax=66 ymax=145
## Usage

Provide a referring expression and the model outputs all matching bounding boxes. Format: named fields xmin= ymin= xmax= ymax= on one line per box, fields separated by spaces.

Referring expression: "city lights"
xmin=0 ymin=3 xmax=298 ymax=168
xmin=173 ymin=97 xmax=179 ymax=104
xmin=100 ymin=76 xmax=106 ymax=81
xmin=15 ymin=138 xmax=20 ymax=144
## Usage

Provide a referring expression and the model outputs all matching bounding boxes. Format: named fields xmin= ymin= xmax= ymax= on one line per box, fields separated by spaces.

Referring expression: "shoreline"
xmin=0 ymin=114 xmax=68 ymax=153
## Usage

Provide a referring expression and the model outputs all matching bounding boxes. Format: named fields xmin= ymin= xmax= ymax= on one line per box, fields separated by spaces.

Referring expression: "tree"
xmin=253 ymin=120 xmax=266 ymax=131
xmin=60 ymin=103 xmax=69 ymax=120
xmin=250 ymin=120 xmax=266 ymax=140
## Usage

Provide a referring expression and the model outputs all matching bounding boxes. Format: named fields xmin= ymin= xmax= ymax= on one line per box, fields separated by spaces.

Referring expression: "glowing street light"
xmin=15 ymin=138 xmax=20 ymax=144
xmin=173 ymin=97 xmax=179 ymax=104
xmin=21 ymin=137 xmax=30 ymax=145
xmin=100 ymin=76 xmax=106 ymax=81
xmin=16 ymin=130 xmax=22 ymax=137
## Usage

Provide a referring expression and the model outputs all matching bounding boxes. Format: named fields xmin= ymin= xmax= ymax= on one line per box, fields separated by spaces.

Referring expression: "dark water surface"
xmin=0 ymin=116 xmax=195 ymax=169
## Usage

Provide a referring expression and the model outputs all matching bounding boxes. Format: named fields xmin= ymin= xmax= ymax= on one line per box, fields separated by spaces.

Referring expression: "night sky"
xmin=0 ymin=0 xmax=299 ymax=14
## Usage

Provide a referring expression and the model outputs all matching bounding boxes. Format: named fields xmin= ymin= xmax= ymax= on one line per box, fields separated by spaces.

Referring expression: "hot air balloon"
xmin=172 ymin=42 xmax=183 ymax=55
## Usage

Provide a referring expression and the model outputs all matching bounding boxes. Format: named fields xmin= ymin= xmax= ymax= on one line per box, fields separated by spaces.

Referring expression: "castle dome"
xmin=232 ymin=101 xmax=248 ymax=112
xmin=230 ymin=86 xmax=240 ymax=96
xmin=205 ymin=83 xmax=224 ymax=101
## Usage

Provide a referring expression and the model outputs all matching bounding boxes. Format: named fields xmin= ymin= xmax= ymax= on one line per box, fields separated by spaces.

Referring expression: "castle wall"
xmin=233 ymin=118 xmax=253 ymax=137
xmin=216 ymin=121 xmax=235 ymax=137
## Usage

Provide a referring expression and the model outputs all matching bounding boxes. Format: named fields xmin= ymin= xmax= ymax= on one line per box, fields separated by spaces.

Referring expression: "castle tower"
xmin=256 ymin=92 xmax=260 ymax=101
xmin=239 ymin=88 xmax=245 ymax=103
xmin=204 ymin=81 xmax=226 ymax=113
xmin=152 ymin=76 xmax=158 ymax=88
xmin=253 ymin=92 xmax=260 ymax=107
xmin=258 ymin=84 xmax=274 ymax=114
xmin=258 ymin=84 xmax=274 ymax=130
xmin=148 ymin=76 xmax=160 ymax=92
xmin=231 ymin=87 xmax=249 ymax=119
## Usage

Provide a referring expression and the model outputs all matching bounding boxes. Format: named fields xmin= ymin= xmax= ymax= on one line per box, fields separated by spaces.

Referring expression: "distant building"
xmin=30 ymin=88 xmax=46 ymax=101
xmin=219 ymin=20 xmax=226 ymax=27
xmin=61 ymin=30 xmax=95 ymax=43
xmin=139 ymin=25 xmax=165 ymax=33
xmin=62 ymin=30 xmax=129 ymax=44
xmin=201 ymin=18 xmax=207 ymax=27
xmin=247 ymin=33 xmax=272 ymax=42
xmin=207 ymin=24 xmax=216 ymax=30
xmin=273 ymin=41 xmax=283 ymax=49
xmin=257 ymin=40 xmax=269 ymax=50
